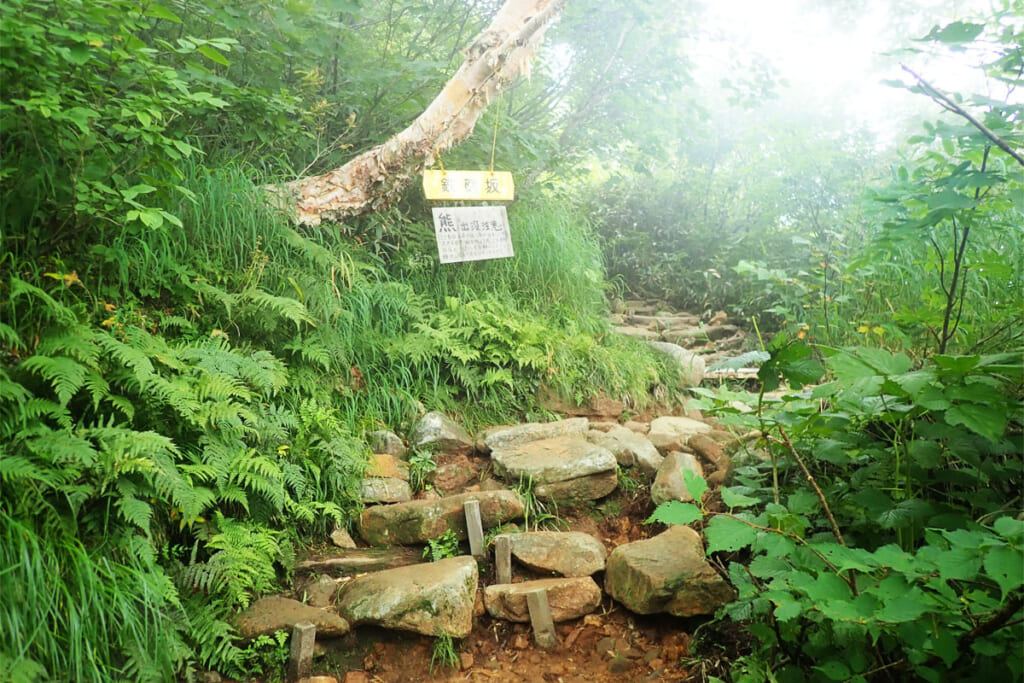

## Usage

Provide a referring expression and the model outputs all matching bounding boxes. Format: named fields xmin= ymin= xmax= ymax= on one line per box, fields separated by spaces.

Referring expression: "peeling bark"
xmin=271 ymin=0 xmax=568 ymax=227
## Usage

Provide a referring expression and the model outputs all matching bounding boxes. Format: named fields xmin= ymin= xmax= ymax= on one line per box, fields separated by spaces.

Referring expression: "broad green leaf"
xmin=983 ymin=546 xmax=1024 ymax=596
xmin=705 ymin=515 xmax=757 ymax=553
xmin=65 ymin=106 xmax=99 ymax=133
xmin=197 ymin=44 xmax=229 ymax=67
xmin=993 ymin=517 xmax=1024 ymax=542
xmin=856 ymin=347 xmax=913 ymax=376
xmin=145 ymin=3 xmax=183 ymax=22
xmin=645 ymin=501 xmax=701 ymax=526
xmin=708 ymin=350 xmax=770 ymax=372
xmin=721 ymin=486 xmax=760 ymax=508
xmin=683 ymin=469 xmax=708 ymax=502
xmin=944 ymin=403 xmax=1007 ymax=442
xmin=773 ymin=598 xmax=802 ymax=622
xmin=921 ymin=21 xmax=985 ymax=44
xmin=875 ymin=596 xmax=929 ymax=623
xmin=814 ymin=661 xmax=851 ymax=681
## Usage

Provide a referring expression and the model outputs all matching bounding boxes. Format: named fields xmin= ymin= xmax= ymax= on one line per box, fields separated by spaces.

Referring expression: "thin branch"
xmin=775 ymin=428 xmax=847 ymax=549
xmin=901 ymin=65 xmax=1024 ymax=168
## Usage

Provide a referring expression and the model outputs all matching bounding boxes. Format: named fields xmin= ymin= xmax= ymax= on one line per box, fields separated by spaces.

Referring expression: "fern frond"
xmin=20 ymin=354 xmax=87 ymax=406
xmin=243 ymin=289 xmax=316 ymax=330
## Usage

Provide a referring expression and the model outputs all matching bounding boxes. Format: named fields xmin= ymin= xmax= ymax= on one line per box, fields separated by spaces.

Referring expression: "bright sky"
xmin=692 ymin=0 xmax=1001 ymax=142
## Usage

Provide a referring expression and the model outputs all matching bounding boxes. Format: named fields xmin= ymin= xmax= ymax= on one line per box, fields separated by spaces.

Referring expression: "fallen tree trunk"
xmin=271 ymin=0 xmax=568 ymax=226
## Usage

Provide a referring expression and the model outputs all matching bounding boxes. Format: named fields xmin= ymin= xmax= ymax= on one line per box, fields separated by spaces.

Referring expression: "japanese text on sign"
xmin=432 ymin=206 xmax=514 ymax=264
xmin=423 ymin=170 xmax=515 ymax=201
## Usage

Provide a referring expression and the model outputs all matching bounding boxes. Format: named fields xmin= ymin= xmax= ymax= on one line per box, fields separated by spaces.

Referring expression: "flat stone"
xmin=432 ymin=454 xmax=477 ymax=494
xmin=614 ymin=326 xmax=662 ymax=341
xmin=233 ymin=596 xmax=349 ymax=639
xmin=490 ymin=437 xmax=616 ymax=483
xmin=500 ymin=531 xmax=607 ymax=577
xmin=367 ymin=430 xmax=407 ymax=459
xmin=301 ymin=574 xmax=341 ymax=608
xmin=651 ymin=452 xmax=705 ymax=505
xmin=359 ymin=477 xmax=412 ymax=504
xmin=410 ymin=411 xmax=474 ymax=456
xmin=484 ymin=577 xmax=602 ymax=623
xmin=535 ymin=470 xmax=618 ymax=502
xmin=604 ymin=526 xmax=734 ymax=617
xmin=330 ymin=526 xmax=357 ymax=549
xmin=647 ymin=416 xmax=713 ymax=453
xmin=587 ymin=430 xmax=634 ymax=467
xmin=482 ymin=418 xmax=589 ymax=452
xmin=367 ymin=453 xmax=409 ymax=481
xmin=358 ymin=490 xmax=524 ymax=546
xmin=648 ymin=342 xmax=706 ymax=386
xmin=337 ymin=556 xmax=478 ymax=637
xmin=295 ymin=547 xmax=423 ymax=576
xmin=604 ymin=426 xmax=662 ymax=475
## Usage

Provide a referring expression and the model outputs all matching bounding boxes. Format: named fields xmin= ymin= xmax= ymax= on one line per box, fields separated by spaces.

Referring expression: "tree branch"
xmin=901 ymin=65 xmax=1024 ymax=168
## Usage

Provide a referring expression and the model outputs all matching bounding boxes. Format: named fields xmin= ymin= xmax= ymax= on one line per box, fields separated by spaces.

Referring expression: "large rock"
xmin=410 ymin=411 xmax=474 ymax=456
xmin=367 ymin=430 xmax=407 ymax=459
xmin=614 ymin=326 xmax=662 ymax=341
xmin=367 ymin=453 xmax=409 ymax=481
xmin=651 ymin=452 xmax=705 ymax=505
xmin=337 ymin=556 xmax=478 ymax=637
xmin=500 ymin=531 xmax=607 ymax=577
xmin=490 ymin=436 xmax=618 ymax=501
xmin=233 ymin=596 xmax=350 ymax=639
xmin=358 ymin=490 xmax=524 ymax=546
xmin=603 ymin=426 xmax=663 ymax=475
xmin=482 ymin=418 xmax=589 ymax=452
xmin=648 ymin=341 xmax=706 ymax=386
xmin=359 ymin=477 xmax=412 ymax=504
xmin=586 ymin=430 xmax=634 ymax=467
xmin=484 ymin=577 xmax=602 ymax=623
xmin=535 ymin=471 xmax=618 ymax=502
xmin=604 ymin=526 xmax=734 ymax=617
xmin=647 ymin=416 xmax=713 ymax=453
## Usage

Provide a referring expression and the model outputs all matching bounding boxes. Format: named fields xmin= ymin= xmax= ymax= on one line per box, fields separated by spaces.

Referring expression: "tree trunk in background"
xmin=273 ymin=0 xmax=568 ymax=227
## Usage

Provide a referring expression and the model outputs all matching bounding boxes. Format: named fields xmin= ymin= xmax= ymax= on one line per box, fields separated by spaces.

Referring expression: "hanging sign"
xmin=432 ymin=206 xmax=513 ymax=264
xmin=422 ymin=170 xmax=515 ymax=201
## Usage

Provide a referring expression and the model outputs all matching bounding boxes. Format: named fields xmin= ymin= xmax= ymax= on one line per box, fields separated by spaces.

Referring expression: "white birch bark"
xmin=272 ymin=0 xmax=568 ymax=226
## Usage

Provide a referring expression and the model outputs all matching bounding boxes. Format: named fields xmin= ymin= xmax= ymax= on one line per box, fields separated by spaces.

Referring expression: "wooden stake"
xmin=495 ymin=535 xmax=512 ymax=584
xmin=526 ymin=588 xmax=557 ymax=650
xmin=463 ymin=499 xmax=485 ymax=556
xmin=288 ymin=622 xmax=316 ymax=682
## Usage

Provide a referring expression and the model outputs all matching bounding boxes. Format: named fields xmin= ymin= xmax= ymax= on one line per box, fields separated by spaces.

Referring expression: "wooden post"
xmin=288 ymin=622 xmax=316 ymax=682
xmin=525 ymin=588 xmax=557 ymax=650
xmin=463 ymin=499 xmax=484 ymax=557
xmin=495 ymin=535 xmax=512 ymax=584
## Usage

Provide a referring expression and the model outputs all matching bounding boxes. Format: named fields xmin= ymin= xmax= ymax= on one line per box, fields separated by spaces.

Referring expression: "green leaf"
xmin=65 ymin=106 xmax=99 ymax=133
xmin=705 ymin=515 xmax=757 ymax=553
xmin=921 ymin=21 xmax=985 ymax=44
xmin=983 ymin=546 xmax=1024 ymax=596
xmin=707 ymin=350 xmax=770 ymax=372
xmin=721 ymin=486 xmax=761 ymax=508
xmin=944 ymin=403 xmax=1007 ymax=442
xmin=683 ymin=469 xmax=708 ymax=502
xmin=856 ymin=347 xmax=913 ymax=376
xmin=197 ymin=44 xmax=229 ymax=67
xmin=145 ymin=3 xmax=183 ymax=22
xmin=993 ymin=517 xmax=1024 ymax=543
xmin=646 ymin=501 xmax=701 ymax=526
xmin=814 ymin=661 xmax=851 ymax=681
xmin=875 ymin=596 xmax=929 ymax=623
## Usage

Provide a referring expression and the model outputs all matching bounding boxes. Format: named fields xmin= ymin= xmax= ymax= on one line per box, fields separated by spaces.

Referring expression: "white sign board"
xmin=432 ymin=206 xmax=514 ymax=264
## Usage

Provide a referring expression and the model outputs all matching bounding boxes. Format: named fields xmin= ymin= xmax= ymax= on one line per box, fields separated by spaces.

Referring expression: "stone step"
xmin=358 ymin=489 xmax=523 ymax=546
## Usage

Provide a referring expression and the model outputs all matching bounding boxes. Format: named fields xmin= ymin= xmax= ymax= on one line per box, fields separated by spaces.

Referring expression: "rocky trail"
xmin=223 ymin=303 xmax=762 ymax=683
